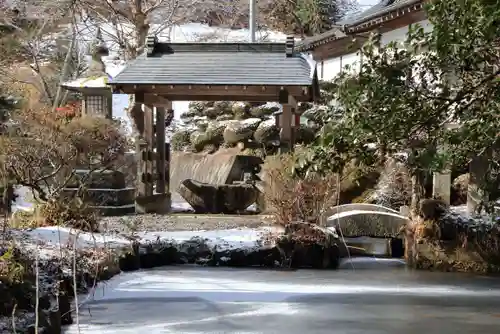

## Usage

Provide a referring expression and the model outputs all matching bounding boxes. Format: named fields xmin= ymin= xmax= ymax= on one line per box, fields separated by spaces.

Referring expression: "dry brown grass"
xmin=404 ymin=217 xmax=500 ymax=273
xmin=8 ymin=199 xmax=99 ymax=232
xmin=261 ymin=153 xmax=339 ymax=226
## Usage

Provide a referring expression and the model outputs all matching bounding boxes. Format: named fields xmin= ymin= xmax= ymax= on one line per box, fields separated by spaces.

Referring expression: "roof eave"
xmin=299 ymin=0 xmax=424 ymax=50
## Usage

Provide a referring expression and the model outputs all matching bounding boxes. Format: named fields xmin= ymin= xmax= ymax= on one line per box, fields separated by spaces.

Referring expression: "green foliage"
xmin=0 ymin=247 xmax=25 ymax=284
xmin=301 ymin=0 xmax=500 ymax=209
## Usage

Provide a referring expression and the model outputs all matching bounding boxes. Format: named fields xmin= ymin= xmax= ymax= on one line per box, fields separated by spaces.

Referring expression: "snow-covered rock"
xmin=223 ymin=119 xmax=258 ymax=145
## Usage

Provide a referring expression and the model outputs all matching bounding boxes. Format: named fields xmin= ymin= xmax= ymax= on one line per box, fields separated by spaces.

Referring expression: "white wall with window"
xmin=317 ymin=19 xmax=432 ymax=81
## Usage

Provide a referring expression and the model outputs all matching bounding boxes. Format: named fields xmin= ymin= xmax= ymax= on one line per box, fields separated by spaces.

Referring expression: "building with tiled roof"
xmin=296 ymin=0 xmax=431 ymax=81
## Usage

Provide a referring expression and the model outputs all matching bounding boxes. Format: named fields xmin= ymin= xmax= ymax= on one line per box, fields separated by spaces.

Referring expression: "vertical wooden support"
xmin=155 ymin=106 xmax=166 ymax=193
xmin=133 ymin=93 xmax=147 ymax=197
xmin=134 ymin=94 xmax=171 ymax=214
xmin=105 ymin=91 xmax=113 ymax=119
xmin=143 ymin=104 xmax=154 ymax=196
xmin=279 ymin=94 xmax=297 ymax=153
xmin=165 ymin=104 xmax=174 ymax=195
xmin=165 ymin=142 xmax=170 ymax=193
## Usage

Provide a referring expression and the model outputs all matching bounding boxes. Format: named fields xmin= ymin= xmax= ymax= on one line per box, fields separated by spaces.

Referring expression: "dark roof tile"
xmin=110 ymin=43 xmax=315 ymax=86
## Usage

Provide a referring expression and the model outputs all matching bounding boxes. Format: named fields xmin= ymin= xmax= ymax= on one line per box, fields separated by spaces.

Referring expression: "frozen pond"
xmin=64 ymin=264 xmax=500 ymax=334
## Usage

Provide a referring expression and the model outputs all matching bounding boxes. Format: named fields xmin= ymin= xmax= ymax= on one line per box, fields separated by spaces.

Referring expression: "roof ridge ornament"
xmin=146 ymin=35 xmax=158 ymax=57
xmin=285 ymin=36 xmax=294 ymax=57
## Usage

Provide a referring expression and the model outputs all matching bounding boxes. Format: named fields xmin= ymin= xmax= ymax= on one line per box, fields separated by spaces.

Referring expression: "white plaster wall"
xmin=318 ymin=19 xmax=432 ymax=81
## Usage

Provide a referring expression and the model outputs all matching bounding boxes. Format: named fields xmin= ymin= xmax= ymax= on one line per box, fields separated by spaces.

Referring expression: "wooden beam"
xmin=112 ymin=85 xmax=314 ymax=102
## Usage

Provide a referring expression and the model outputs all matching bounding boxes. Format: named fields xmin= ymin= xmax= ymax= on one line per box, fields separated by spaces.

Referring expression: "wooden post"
xmin=132 ymin=93 xmax=146 ymax=198
xmin=105 ymin=91 xmax=113 ymax=119
xmin=143 ymin=103 xmax=154 ymax=197
xmin=279 ymin=93 xmax=297 ymax=153
xmin=155 ymin=106 xmax=166 ymax=194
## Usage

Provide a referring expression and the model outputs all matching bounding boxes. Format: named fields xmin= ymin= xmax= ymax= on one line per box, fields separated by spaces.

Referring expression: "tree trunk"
xmin=410 ymin=169 xmax=425 ymax=218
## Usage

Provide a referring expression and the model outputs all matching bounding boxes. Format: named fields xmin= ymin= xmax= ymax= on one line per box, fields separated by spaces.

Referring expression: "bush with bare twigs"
xmin=0 ymin=107 xmax=127 ymax=205
xmin=262 ymin=153 xmax=338 ymax=226
xmin=9 ymin=199 xmax=99 ymax=232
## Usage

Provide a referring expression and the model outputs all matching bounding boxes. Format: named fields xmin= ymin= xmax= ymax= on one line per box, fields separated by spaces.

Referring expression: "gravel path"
xmin=100 ymin=214 xmax=276 ymax=234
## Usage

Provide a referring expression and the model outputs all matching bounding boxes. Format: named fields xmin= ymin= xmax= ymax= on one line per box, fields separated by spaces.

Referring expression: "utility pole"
xmin=249 ymin=0 xmax=256 ymax=42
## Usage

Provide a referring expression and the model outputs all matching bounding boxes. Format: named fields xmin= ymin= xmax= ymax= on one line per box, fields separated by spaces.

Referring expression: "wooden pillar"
xmin=143 ymin=103 xmax=155 ymax=197
xmin=279 ymin=92 xmax=297 ymax=153
xmin=134 ymin=93 xmax=167 ymax=213
xmin=155 ymin=106 xmax=166 ymax=193
xmin=105 ymin=91 xmax=113 ymax=119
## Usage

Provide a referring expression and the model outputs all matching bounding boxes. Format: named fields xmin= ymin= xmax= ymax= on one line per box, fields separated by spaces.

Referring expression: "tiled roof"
xmin=109 ymin=42 xmax=315 ymax=86
xmin=296 ymin=0 xmax=423 ymax=51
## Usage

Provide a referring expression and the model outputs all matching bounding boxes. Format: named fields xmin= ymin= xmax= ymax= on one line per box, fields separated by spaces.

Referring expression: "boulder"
xmin=205 ymin=120 xmax=227 ymax=142
xmin=177 ymin=178 xmax=259 ymax=214
xmin=231 ymin=102 xmax=251 ymax=119
xmin=249 ymin=104 xmax=279 ymax=119
xmin=276 ymin=222 xmax=340 ymax=269
xmin=294 ymin=124 xmax=316 ymax=145
xmin=171 ymin=129 xmax=192 ymax=152
xmin=451 ymin=173 xmax=468 ymax=205
xmin=188 ymin=101 xmax=213 ymax=116
xmin=301 ymin=104 xmax=330 ymax=125
xmin=254 ymin=119 xmax=279 ymax=146
xmin=223 ymin=119 xmax=257 ymax=145
xmin=189 ymin=130 xmax=209 ymax=152
xmin=373 ymin=156 xmax=411 ymax=209
xmin=216 ymin=114 xmax=233 ymax=121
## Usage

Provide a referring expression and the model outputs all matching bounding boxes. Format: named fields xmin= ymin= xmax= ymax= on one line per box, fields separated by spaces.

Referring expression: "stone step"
xmin=90 ymin=204 xmax=136 ymax=216
xmin=66 ymin=170 xmax=126 ymax=189
xmin=61 ymin=187 xmax=135 ymax=206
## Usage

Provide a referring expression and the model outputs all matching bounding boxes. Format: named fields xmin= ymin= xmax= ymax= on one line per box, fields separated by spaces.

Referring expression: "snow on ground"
xmin=14 ymin=225 xmax=280 ymax=258
xmin=12 ymin=186 xmax=256 ymax=214
xmin=138 ymin=227 xmax=277 ymax=252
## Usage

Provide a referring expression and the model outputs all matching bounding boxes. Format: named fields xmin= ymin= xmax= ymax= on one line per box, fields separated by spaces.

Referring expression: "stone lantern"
xmin=59 ymin=29 xmax=135 ymax=216
xmin=60 ymin=28 xmax=112 ymax=119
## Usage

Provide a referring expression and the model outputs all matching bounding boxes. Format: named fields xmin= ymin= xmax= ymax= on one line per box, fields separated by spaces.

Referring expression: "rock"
xmin=213 ymin=101 xmax=232 ymax=114
xmin=171 ymin=129 xmax=192 ymax=152
xmin=197 ymin=122 xmax=208 ymax=132
xmin=188 ymin=101 xmax=213 ymax=116
xmin=180 ymin=110 xmax=196 ymax=122
xmin=190 ymin=131 xmax=222 ymax=152
xmin=373 ymin=156 xmax=411 ymax=209
xmin=216 ymin=114 xmax=233 ymax=121
xmin=205 ymin=120 xmax=227 ymax=142
xmin=249 ymin=104 xmax=279 ymax=119
xmin=202 ymin=107 xmax=219 ymax=119
xmin=254 ymin=119 xmax=279 ymax=146
xmin=202 ymin=144 xmax=218 ymax=154
xmin=451 ymin=173 xmax=469 ymax=205
xmin=277 ymin=222 xmax=340 ymax=269
xmin=297 ymin=102 xmax=313 ymax=113
xmin=294 ymin=125 xmax=316 ymax=145
xmin=302 ymin=104 xmax=330 ymax=124
xmin=223 ymin=120 xmax=256 ymax=145
xmin=419 ymin=198 xmax=449 ymax=220
xmin=177 ymin=179 xmax=259 ymax=214
xmin=231 ymin=101 xmax=251 ymax=118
